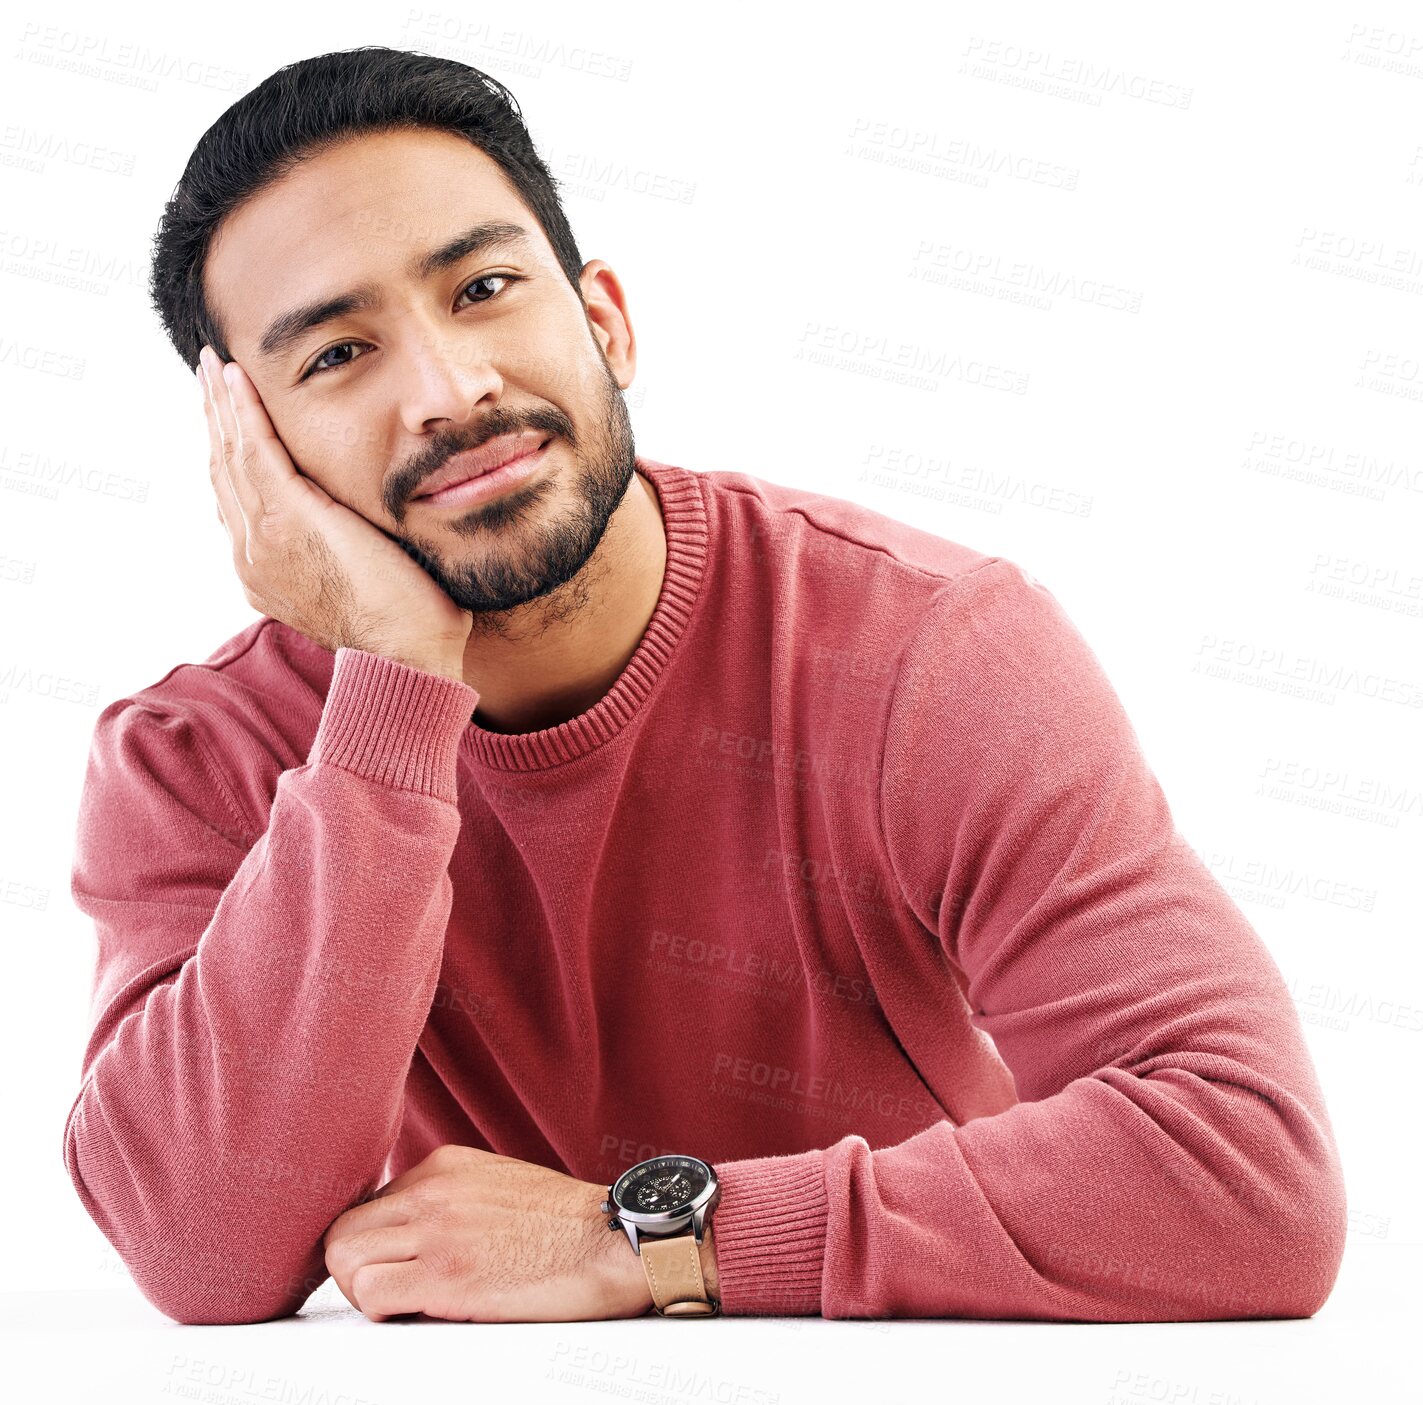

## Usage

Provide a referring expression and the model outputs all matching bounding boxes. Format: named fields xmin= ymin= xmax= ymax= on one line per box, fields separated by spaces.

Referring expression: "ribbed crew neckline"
xmin=460 ymin=455 xmax=709 ymax=771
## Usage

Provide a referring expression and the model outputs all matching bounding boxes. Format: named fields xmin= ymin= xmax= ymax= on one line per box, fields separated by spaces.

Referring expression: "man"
xmin=64 ymin=46 xmax=1346 ymax=1326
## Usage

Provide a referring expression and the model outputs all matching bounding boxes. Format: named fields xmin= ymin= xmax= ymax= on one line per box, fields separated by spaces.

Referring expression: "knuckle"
xmin=422 ymin=1240 xmax=465 ymax=1282
xmin=408 ymin=1174 xmax=450 ymax=1207
xmin=405 ymin=1184 xmax=454 ymax=1225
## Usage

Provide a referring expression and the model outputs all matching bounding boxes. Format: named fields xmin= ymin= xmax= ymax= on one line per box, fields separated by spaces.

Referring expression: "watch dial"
xmin=614 ymin=1156 xmax=710 ymax=1216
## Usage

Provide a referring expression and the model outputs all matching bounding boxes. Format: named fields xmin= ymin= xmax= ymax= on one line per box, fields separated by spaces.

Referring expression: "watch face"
xmin=612 ymin=1155 xmax=712 ymax=1219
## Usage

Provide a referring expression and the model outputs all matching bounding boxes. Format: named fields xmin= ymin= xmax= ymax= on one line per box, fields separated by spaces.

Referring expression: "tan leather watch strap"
xmin=639 ymin=1232 xmax=719 ymax=1317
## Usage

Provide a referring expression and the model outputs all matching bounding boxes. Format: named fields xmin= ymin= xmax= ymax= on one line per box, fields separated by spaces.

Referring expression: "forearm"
xmin=65 ymin=650 xmax=478 ymax=1324
xmin=708 ymin=1010 xmax=1343 ymax=1323
xmin=707 ymin=560 xmax=1346 ymax=1320
xmin=849 ymin=560 xmax=1345 ymax=1318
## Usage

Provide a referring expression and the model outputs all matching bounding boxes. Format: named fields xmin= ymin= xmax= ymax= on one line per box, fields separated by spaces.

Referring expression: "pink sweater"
xmin=63 ymin=455 xmax=1346 ymax=1324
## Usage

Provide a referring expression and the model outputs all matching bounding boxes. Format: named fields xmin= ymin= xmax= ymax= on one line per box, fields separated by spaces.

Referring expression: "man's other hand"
xmin=322 ymin=1143 xmax=654 ymax=1322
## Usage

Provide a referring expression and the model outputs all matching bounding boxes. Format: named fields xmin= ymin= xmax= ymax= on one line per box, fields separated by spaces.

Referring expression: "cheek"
xmin=280 ymin=403 xmax=389 ymax=478
xmin=489 ymin=305 xmax=584 ymax=383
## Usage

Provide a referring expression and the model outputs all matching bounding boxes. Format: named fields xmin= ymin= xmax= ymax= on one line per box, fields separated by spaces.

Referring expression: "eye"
xmin=456 ymin=273 xmax=519 ymax=308
xmin=302 ymin=341 xmax=365 ymax=379
xmin=299 ymin=273 xmax=523 ymax=381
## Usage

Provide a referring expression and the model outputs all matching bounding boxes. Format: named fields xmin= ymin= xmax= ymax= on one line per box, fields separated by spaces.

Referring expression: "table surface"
xmin=5 ymin=1242 xmax=1415 ymax=1405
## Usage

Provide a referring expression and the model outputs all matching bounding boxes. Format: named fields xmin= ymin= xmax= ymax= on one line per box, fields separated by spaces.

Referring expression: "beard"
xmin=386 ymin=350 xmax=638 ymax=633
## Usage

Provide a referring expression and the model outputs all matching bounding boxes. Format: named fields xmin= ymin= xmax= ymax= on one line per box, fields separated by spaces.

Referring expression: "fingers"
xmin=220 ymin=357 xmax=292 ymax=496
xmin=198 ymin=358 xmax=247 ymax=555
xmin=341 ymin=1258 xmax=425 ymax=1322
xmin=325 ymin=1194 xmax=415 ymax=1249
xmin=325 ymin=1226 xmax=423 ymax=1323
xmin=198 ymin=346 xmax=263 ymax=556
xmin=197 ymin=348 xmax=268 ymax=546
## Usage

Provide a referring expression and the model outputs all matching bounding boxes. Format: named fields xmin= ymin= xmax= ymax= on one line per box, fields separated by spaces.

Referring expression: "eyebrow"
xmin=255 ymin=221 xmax=535 ymax=364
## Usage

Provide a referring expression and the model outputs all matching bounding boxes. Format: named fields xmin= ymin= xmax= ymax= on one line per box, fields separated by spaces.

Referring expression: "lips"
xmin=414 ymin=431 xmax=551 ymax=499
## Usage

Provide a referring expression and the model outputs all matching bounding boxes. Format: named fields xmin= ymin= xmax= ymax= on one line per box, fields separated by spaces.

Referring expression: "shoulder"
xmin=883 ymin=553 xmax=1145 ymax=807
xmin=893 ymin=555 xmax=1106 ymax=705
xmin=644 ymin=458 xmax=1011 ymax=653
xmin=83 ymin=617 xmax=332 ymax=835
xmin=689 ymin=461 xmax=997 ymax=584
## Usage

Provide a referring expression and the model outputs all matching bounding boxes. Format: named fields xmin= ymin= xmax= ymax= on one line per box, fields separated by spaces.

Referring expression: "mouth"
xmin=413 ymin=434 xmax=555 ymax=509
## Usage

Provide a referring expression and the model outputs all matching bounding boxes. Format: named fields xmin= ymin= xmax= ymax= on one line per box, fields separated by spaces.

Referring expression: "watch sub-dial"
xmin=635 ymin=1173 xmax=692 ymax=1211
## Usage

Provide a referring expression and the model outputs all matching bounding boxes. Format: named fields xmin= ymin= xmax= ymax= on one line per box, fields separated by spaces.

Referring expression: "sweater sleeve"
xmin=709 ymin=558 xmax=1347 ymax=1321
xmin=62 ymin=645 xmax=480 ymax=1325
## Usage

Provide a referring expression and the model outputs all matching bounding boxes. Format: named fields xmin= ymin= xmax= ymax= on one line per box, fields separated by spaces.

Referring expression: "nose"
xmin=394 ymin=321 xmax=503 ymax=436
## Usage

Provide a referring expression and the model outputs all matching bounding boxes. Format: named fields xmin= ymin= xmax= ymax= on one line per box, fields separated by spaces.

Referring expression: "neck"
xmin=460 ymin=469 xmax=667 ymax=734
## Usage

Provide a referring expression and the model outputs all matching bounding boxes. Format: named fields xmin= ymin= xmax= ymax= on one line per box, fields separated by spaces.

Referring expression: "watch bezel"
xmin=609 ymin=1154 xmax=719 ymax=1228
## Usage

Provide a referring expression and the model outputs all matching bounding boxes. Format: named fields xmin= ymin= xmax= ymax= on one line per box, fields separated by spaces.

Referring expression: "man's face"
xmin=202 ymin=126 xmax=638 ymax=620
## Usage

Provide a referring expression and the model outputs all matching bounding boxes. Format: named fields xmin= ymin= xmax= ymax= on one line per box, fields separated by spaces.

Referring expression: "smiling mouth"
xmin=412 ymin=435 xmax=555 ymax=508
xmin=414 ymin=435 xmax=552 ymax=500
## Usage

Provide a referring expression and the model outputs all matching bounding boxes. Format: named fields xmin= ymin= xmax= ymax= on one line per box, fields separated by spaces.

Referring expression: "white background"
xmin=2 ymin=1 xmax=1418 ymax=1400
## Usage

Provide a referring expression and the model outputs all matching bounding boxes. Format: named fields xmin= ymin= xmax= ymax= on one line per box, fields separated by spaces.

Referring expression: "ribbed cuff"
xmin=712 ymin=1147 xmax=828 ymax=1316
xmin=309 ymin=647 xmax=479 ymax=804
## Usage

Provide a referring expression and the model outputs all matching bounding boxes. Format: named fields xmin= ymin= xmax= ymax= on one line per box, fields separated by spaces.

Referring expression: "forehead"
xmin=203 ymin=127 xmax=541 ymax=357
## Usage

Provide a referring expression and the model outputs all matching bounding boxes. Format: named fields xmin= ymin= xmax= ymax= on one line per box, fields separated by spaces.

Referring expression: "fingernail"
xmin=222 ymin=362 xmax=238 ymax=388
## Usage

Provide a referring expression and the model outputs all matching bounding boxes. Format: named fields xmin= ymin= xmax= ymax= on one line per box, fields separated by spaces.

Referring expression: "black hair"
xmin=148 ymin=45 xmax=584 ymax=371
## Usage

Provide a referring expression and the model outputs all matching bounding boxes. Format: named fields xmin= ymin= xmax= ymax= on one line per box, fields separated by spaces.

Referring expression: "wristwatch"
xmin=601 ymin=1154 xmax=721 ymax=1318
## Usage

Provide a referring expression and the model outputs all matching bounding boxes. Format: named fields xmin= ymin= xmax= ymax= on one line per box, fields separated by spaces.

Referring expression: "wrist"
xmin=365 ymin=645 xmax=466 ymax=683
xmin=596 ymin=1212 xmax=720 ymax=1316
xmin=588 ymin=1185 xmax=657 ymax=1317
xmin=413 ymin=659 xmax=468 ymax=685
xmin=597 ymin=1158 xmax=721 ymax=1317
